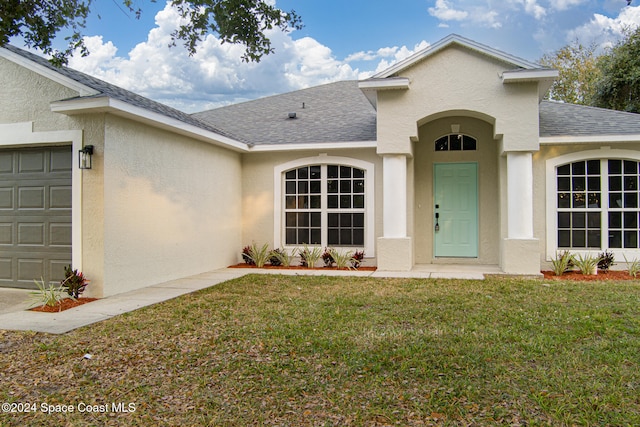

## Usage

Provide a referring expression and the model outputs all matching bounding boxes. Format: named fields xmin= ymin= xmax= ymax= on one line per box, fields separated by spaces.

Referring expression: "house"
xmin=2 ymin=34 xmax=640 ymax=297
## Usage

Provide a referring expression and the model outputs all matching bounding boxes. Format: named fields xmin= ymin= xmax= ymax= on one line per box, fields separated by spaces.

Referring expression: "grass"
xmin=1 ymin=275 xmax=640 ymax=426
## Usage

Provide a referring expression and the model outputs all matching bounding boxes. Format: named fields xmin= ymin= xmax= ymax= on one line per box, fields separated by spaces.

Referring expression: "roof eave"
xmin=540 ymin=134 xmax=640 ymax=145
xmin=358 ymin=77 xmax=410 ymax=91
xmin=358 ymin=77 xmax=410 ymax=108
xmin=50 ymin=97 xmax=250 ymax=152
xmin=502 ymin=69 xmax=559 ymax=100
xmin=248 ymin=140 xmax=378 ymax=152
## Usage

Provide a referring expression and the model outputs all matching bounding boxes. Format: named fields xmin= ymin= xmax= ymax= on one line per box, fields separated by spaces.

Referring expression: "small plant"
xmin=573 ymin=253 xmax=601 ymax=275
xmin=270 ymin=248 xmax=297 ymax=267
xmin=322 ymin=248 xmax=335 ymax=267
xmin=269 ymin=248 xmax=284 ymax=266
xmin=299 ymin=244 xmax=322 ymax=268
xmin=247 ymin=243 xmax=271 ymax=268
xmin=330 ymin=249 xmax=354 ymax=269
xmin=29 ymin=278 xmax=65 ymax=309
xmin=597 ymin=250 xmax=615 ymax=272
xmin=551 ymin=251 xmax=574 ymax=276
xmin=242 ymin=245 xmax=255 ymax=265
xmin=623 ymin=255 xmax=640 ymax=277
xmin=351 ymin=250 xmax=365 ymax=269
xmin=61 ymin=265 xmax=89 ymax=299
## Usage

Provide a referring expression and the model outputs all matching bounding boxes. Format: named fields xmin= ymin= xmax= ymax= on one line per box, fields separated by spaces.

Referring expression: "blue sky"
xmin=16 ymin=0 xmax=640 ymax=112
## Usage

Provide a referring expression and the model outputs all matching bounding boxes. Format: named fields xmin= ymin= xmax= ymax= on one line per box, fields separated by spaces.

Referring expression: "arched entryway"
xmin=413 ymin=114 xmax=501 ymax=265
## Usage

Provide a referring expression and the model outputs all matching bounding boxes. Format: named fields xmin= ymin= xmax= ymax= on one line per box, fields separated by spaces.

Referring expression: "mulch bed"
xmin=230 ymin=263 xmax=377 ymax=271
xmin=542 ymin=270 xmax=638 ymax=281
xmin=29 ymin=298 xmax=98 ymax=313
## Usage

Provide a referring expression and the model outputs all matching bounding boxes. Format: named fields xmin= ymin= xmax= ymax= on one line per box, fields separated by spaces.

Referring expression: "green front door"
xmin=434 ymin=163 xmax=478 ymax=258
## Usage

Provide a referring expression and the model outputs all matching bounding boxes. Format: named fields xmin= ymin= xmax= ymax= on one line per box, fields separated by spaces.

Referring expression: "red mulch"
xmin=542 ymin=270 xmax=638 ymax=281
xmin=229 ymin=263 xmax=377 ymax=271
xmin=29 ymin=298 xmax=98 ymax=313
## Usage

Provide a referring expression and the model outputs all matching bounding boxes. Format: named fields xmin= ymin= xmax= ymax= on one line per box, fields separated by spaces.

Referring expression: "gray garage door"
xmin=0 ymin=146 xmax=72 ymax=289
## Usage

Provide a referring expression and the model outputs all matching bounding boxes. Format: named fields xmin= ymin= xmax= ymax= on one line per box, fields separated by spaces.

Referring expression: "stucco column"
xmin=383 ymin=154 xmax=407 ymax=238
xmin=502 ymin=151 xmax=540 ymax=275
xmin=378 ymin=154 xmax=412 ymax=271
xmin=507 ymin=151 xmax=534 ymax=239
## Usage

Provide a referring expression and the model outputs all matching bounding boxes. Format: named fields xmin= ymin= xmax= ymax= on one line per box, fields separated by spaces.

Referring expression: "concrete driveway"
xmin=0 ymin=287 xmax=33 ymax=314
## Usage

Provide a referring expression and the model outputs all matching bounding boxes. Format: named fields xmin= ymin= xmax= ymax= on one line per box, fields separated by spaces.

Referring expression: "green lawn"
xmin=1 ymin=275 xmax=639 ymax=426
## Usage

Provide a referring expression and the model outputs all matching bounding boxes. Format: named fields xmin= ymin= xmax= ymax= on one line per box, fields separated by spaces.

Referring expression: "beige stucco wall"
xmin=376 ymin=45 xmax=540 ymax=155
xmin=414 ymin=116 xmax=500 ymax=264
xmin=100 ymin=115 xmax=242 ymax=296
xmin=0 ymin=56 xmax=79 ymax=131
xmin=1 ymin=55 xmax=242 ymax=297
xmin=372 ymin=44 xmax=545 ymax=269
xmin=240 ymin=149 xmax=383 ymax=263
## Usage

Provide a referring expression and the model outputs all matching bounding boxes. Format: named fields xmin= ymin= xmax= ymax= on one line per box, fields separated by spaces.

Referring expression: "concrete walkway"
xmin=0 ymin=265 xmax=500 ymax=334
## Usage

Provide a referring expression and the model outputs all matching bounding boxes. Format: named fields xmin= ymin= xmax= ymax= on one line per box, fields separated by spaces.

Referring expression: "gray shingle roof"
xmin=3 ymin=44 xmax=232 ymax=138
xmin=539 ymin=100 xmax=640 ymax=137
xmin=192 ymin=80 xmax=377 ymax=145
xmin=6 ymin=45 xmax=640 ymax=146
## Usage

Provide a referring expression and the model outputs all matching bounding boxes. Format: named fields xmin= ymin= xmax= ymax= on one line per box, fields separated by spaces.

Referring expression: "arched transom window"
xmin=435 ymin=134 xmax=477 ymax=151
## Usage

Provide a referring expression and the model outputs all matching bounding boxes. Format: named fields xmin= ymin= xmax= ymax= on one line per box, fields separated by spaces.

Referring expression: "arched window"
xmin=275 ymin=156 xmax=374 ymax=254
xmin=284 ymin=165 xmax=365 ymax=246
xmin=435 ymin=134 xmax=477 ymax=151
xmin=555 ymin=158 xmax=640 ymax=250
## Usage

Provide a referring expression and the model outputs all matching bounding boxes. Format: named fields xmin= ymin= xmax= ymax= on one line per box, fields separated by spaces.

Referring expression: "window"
xmin=556 ymin=158 xmax=640 ymax=250
xmin=283 ymin=163 xmax=366 ymax=247
xmin=276 ymin=156 xmax=374 ymax=254
xmin=435 ymin=134 xmax=477 ymax=151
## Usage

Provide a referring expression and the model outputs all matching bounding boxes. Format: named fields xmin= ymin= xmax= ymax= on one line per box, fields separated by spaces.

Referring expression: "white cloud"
xmin=345 ymin=41 xmax=429 ymax=64
xmin=523 ymin=0 xmax=546 ymax=19
xmin=477 ymin=10 xmax=502 ymax=28
xmin=428 ymin=0 xmax=469 ymax=21
xmin=428 ymin=1 xmax=502 ymax=28
xmin=566 ymin=5 xmax=640 ymax=51
xmin=552 ymin=0 xmax=586 ymax=11
xmin=342 ymin=41 xmax=431 ymax=79
xmin=68 ymin=2 xmax=361 ymax=112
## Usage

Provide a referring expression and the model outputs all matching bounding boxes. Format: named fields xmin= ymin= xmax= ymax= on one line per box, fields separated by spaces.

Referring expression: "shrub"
xmin=623 ymin=255 xmax=640 ymax=277
xmin=573 ymin=254 xmax=601 ymax=275
xmin=351 ymin=250 xmax=365 ymax=269
xmin=322 ymin=248 xmax=335 ymax=267
xmin=241 ymin=245 xmax=255 ymax=265
xmin=300 ymin=245 xmax=322 ymax=268
xmin=269 ymin=248 xmax=284 ymax=266
xmin=597 ymin=250 xmax=615 ymax=272
xmin=329 ymin=249 xmax=354 ymax=269
xmin=270 ymin=248 xmax=296 ymax=267
xmin=30 ymin=278 xmax=65 ymax=309
xmin=61 ymin=265 xmax=89 ymax=299
xmin=247 ymin=243 xmax=271 ymax=268
xmin=551 ymin=251 xmax=573 ymax=276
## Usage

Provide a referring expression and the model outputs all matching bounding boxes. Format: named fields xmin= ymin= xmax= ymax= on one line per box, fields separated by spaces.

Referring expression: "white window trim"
xmin=545 ymin=148 xmax=640 ymax=261
xmin=274 ymin=155 xmax=375 ymax=256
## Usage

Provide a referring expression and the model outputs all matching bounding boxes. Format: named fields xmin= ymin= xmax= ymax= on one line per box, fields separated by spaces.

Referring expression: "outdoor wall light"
xmin=78 ymin=145 xmax=94 ymax=170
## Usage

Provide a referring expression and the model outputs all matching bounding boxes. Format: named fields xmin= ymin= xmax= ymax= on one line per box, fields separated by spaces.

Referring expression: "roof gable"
xmin=0 ymin=44 xmax=236 ymax=141
xmin=374 ymin=34 xmax=543 ymax=79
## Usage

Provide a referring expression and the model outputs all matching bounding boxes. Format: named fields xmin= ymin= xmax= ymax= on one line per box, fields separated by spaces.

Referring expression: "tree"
xmin=591 ymin=26 xmax=640 ymax=113
xmin=0 ymin=0 xmax=302 ymax=66
xmin=539 ymin=41 xmax=601 ymax=105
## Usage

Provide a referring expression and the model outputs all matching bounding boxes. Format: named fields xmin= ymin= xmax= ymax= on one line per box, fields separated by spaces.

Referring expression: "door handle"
xmin=435 ymin=212 xmax=440 ymax=232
